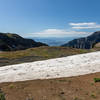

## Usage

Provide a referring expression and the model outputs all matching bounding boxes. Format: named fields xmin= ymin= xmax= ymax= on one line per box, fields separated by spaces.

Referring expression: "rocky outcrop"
xmin=0 ymin=33 xmax=48 ymax=51
xmin=62 ymin=31 xmax=100 ymax=49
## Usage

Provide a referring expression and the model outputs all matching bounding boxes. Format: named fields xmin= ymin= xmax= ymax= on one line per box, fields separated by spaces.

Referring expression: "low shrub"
xmin=91 ymin=93 xmax=97 ymax=98
xmin=0 ymin=89 xmax=5 ymax=100
xmin=94 ymin=78 xmax=100 ymax=82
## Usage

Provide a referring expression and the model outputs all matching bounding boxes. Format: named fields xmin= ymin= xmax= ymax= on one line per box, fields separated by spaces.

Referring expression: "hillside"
xmin=0 ymin=33 xmax=48 ymax=51
xmin=0 ymin=47 xmax=91 ymax=67
xmin=62 ymin=31 xmax=100 ymax=49
xmin=0 ymin=51 xmax=100 ymax=100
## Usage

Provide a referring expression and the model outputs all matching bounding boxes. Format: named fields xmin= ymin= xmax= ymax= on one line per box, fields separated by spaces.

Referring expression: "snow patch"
xmin=0 ymin=51 xmax=100 ymax=83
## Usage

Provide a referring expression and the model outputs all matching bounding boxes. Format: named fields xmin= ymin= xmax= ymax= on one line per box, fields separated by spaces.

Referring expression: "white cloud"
xmin=72 ymin=26 xmax=100 ymax=29
xmin=69 ymin=22 xmax=100 ymax=29
xmin=25 ymin=22 xmax=99 ymax=37
xmin=69 ymin=22 xmax=96 ymax=26
xmin=28 ymin=29 xmax=90 ymax=37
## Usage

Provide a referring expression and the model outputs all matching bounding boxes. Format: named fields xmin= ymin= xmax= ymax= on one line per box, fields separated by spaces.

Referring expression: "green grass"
xmin=9 ymin=84 xmax=14 ymax=89
xmin=94 ymin=78 xmax=100 ymax=82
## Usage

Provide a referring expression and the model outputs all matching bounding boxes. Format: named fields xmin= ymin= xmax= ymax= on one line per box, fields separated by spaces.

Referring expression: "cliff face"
xmin=62 ymin=31 xmax=100 ymax=49
xmin=0 ymin=33 xmax=48 ymax=51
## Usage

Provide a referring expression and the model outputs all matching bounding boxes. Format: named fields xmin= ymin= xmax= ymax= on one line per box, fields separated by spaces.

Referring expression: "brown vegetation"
xmin=0 ymin=46 xmax=92 ymax=67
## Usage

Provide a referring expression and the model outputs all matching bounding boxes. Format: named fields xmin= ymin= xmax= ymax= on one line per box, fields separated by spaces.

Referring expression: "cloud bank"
xmin=29 ymin=29 xmax=90 ymax=37
xmin=69 ymin=22 xmax=100 ymax=29
xmin=26 ymin=22 xmax=100 ymax=37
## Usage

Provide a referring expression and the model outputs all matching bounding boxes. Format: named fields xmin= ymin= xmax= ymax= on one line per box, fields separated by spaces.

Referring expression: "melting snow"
xmin=0 ymin=51 xmax=100 ymax=83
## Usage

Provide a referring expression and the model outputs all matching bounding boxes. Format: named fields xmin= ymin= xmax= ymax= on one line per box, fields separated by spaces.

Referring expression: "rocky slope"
xmin=0 ymin=33 xmax=48 ymax=51
xmin=62 ymin=31 xmax=100 ymax=49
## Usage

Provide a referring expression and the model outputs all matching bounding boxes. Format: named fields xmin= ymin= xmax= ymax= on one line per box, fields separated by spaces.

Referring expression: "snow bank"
xmin=0 ymin=51 xmax=100 ymax=83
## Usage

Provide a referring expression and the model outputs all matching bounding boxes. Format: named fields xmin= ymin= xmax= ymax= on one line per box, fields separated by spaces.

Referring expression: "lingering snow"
xmin=0 ymin=51 xmax=100 ymax=83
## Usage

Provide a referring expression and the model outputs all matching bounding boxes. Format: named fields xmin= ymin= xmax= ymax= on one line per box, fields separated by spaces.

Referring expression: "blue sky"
xmin=0 ymin=0 xmax=100 ymax=37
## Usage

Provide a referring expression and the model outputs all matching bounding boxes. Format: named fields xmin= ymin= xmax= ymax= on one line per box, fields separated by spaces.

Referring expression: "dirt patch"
xmin=0 ymin=72 xmax=100 ymax=100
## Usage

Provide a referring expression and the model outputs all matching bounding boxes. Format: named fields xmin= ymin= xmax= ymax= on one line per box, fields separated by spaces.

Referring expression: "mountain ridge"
xmin=62 ymin=31 xmax=100 ymax=49
xmin=0 ymin=33 xmax=48 ymax=51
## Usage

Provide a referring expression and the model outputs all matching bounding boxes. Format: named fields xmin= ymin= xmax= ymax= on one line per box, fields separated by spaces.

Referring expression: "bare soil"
xmin=0 ymin=72 xmax=100 ymax=100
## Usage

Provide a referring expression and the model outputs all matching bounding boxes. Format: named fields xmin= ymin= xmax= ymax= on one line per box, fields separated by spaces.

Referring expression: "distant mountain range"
xmin=0 ymin=33 xmax=48 ymax=51
xmin=1 ymin=31 xmax=100 ymax=51
xmin=62 ymin=31 xmax=100 ymax=49
xmin=33 ymin=37 xmax=77 ymax=46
